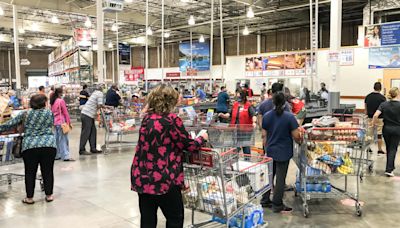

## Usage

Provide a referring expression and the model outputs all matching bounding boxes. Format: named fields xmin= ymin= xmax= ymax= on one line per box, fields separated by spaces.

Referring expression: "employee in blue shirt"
xmin=196 ymin=86 xmax=206 ymax=100
xmin=261 ymin=92 xmax=301 ymax=213
xmin=216 ymin=86 xmax=230 ymax=122
xmin=105 ymin=84 xmax=121 ymax=107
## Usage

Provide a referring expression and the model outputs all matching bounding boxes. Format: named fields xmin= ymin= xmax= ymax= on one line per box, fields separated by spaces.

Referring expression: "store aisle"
xmin=1 ymin=126 xmax=400 ymax=227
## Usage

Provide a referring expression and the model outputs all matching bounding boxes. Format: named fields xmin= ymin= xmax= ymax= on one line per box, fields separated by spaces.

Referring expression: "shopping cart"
xmin=206 ymin=124 xmax=256 ymax=148
xmin=100 ymin=106 xmax=142 ymax=154
xmin=293 ymin=126 xmax=368 ymax=217
xmin=183 ymin=148 xmax=272 ymax=227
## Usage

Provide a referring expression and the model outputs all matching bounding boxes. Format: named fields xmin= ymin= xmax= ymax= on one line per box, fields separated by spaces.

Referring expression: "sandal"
xmin=45 ymin=196 xmax=54 ymax=202
xmin=22 ymin=198 xmax=35 ymax=204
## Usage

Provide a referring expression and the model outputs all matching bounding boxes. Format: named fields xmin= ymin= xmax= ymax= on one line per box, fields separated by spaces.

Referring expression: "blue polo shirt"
xmin=258 ymin=99 xmax=290 ymax=116
xmin=197 ymin=89 xmax=206 ymax=100
xmin=216 ymin=91 xmax=230 ymax=113
xmin=262 ymin=110 xmax=299 ymax=161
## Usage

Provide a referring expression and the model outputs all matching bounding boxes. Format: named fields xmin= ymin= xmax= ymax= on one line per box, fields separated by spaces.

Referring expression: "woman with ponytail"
xmin=260 ymin=92 xmax=301 ymax=213
xmin=373 ymin=87 xmax=400 ymax=177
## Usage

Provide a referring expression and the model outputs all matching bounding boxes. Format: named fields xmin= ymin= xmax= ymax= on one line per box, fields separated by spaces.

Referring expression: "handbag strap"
xmin=57 ymin=98 xmax=65 ymax=124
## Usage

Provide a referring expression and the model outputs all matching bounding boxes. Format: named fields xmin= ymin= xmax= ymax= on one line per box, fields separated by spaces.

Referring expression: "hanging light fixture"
xmin=19 ymin=28 xmax=25 ymax=34
xmin=246 ymin=7 xmax=254 ymax=18
xmin=31 ymin=22 xmax=39 ymax=31
xmin=108 ymin=41 xmax=113 ymax=49
xmin=85 ymin=17 xmax=92 ymax=28
xmin=199 ymin=35 xmax=205 ymax=43
xmin=188 ymin=15 xmax=195 ymax=25
xmin=243 ymin=26 xmax=250 ymax=35
xmin=111 ymin=23 xmax=118 ymax=32
xmin=124 ymin=0 xmax=133 ymax=3
xmin=51 ymin=15 xmax=59 ymax=24
xmin=27 ymin=44 xmax=33 ymax=49
xmin=0 ymin=6 xmax=4 ymax=16
xmin=146 ymin=27 xmax=153 ymax=35
xmin=164 ymin=31 xmax=171 ymax=38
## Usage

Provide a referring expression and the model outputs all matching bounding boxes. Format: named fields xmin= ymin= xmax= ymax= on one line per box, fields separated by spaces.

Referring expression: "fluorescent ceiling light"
xmin=246 ymin=7 xmax=254 ymax=18
xmin=27 ymin=44 xmax=33 ymax=49
xmin=125 ymin=0 xmax=133 ymax=3
xmin=85 ymin=17 xmax=92 ymax=28
xmin=31 ymin=22 xmax=39 ymax=31
xmin=164 ymin=31 xmax=171 ymax=38
xmin=188 ymin=15 xmax=195 ymax=25
xmin=111 ymin=23 xmax=118 ymax=32
xmin=0 ymin=6 xmax=4 ymax=16
xmin=199 ymin=34 xmax=205 ymax=43
xmin=146 ymin=27 xmax=153 ymax=35
xmin=180 ymin=0 xmax=191 ymax=3
xmin=243 ymin=26 xmax=250 ymax=35
xmin=108 ymin=42 xmax=113 ymax=49
xmin=19 ymin=28 xmax=25 ymax=34
xmin=51 ymin=15 xmax=59 ymax=24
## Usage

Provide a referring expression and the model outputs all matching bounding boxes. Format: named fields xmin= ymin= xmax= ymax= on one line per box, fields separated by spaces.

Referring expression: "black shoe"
xmin=273 ymin=205 xmax=293 ymax=213
xmin=79 ymin=151 xmax=92 ymax=155
xmin=261 ymin=201 xmax=273 ymax=208
xmin=90 ymin=149 xmax=102 ymax=154
xmin=378 ymin=150 xmax=386 ymax=155
xmin=285 ymin=185 xmax=294 ymax=191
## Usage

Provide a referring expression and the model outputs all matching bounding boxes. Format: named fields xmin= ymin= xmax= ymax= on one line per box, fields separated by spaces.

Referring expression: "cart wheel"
xmin=101 ymin=145 xmax=108 ymax=154
xmin=368 ymin=164 xmax=374 ymax=173
xmin=356 ymin=203 xmax=362 ymax=217
xmin=360 ymin=172 xmax=364 ymax=183
xmin=303 ymin=204 xmax=309 ymax=218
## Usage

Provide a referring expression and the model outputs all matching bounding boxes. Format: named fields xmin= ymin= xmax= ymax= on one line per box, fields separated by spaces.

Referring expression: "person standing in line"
xmin=48 ymin=86 xmax=55 ymax=99
xmin=105 ymin=84 xmax=121 ymax=108
xmin=216 ymin=86 xmax=230 ymax=123
xmin=260 ymin=83 xmax=267 ymax=101
xmin=196 ymin=86 xmax=206 ymax=100
xmin=219 ymin=91 xmax=257 ymax=157
xmin=365 ymin=82 xmax=386 ymax=155
xmin=79 ymin=84 xmax=90 ymax=108
xmin=319 ymin=82 xmax=329 ymax=100
xmin=38 ymin=86 xmax=46 ymax=96
xmin=0 ymin=94 xmax=57 ymax=204
xmin=131 ymin=84 xmax=208 ymax=228
xmin=79 ymin=84 xmax=104 ymax=155
xmin=244 ymin=84 xmax=253 ymax=98
xmin=50 ymin=88 xmax=73 ymax=161
xmin=261 ymin=92 xmax=301 ymax=212
xmin=373 ymin=87 xmax=400 ymax=177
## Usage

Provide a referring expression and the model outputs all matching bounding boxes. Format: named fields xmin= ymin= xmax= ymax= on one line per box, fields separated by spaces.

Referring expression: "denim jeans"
xmin=55 ymin=125 xmax=70 ymax=160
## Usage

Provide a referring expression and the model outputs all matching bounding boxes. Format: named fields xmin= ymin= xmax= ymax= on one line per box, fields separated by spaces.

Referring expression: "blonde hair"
xmin=146 ymin=84 xmax=179 ymax=114
xmin=388 ymin=87 xmax=399 ymax=100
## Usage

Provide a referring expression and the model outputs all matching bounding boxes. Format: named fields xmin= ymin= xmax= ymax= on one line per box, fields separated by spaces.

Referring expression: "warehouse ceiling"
xmin=0 ymin=0 xmax=368 ymax=50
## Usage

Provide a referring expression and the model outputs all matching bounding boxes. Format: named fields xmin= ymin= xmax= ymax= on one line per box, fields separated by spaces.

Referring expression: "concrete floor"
xmin=1 ymin=124 xmax=400 ymax=228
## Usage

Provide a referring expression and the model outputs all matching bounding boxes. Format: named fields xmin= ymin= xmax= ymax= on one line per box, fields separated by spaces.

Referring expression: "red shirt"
xmin=290 ymin=98 xmax=305 ymax=115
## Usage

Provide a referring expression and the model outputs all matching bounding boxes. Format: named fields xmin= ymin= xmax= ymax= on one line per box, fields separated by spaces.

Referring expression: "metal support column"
xmin=161 ymin=0 xmax=165 ymax=83
xmin=8 ymin=50 xmax=12 ymax=88
xmin=145 ymin=0 xmax=149 ymax=91
xmin=219 ymin=0 xmax=224 ymax=81
xmin=12 ymin=5 xmax=21 ymax=89
xmin=329 ymin=0 xmax=341 ymax=92
xmin=96 ymin=0 xmax=104 ymax=83
xmin=257 ymin=34 xmax=261 ymax=54
xmin=237 ymin=24 xmax=240 ymax=56
xmin=116 ymin=13 xmax=119 ymax=84
xmin=190 ymin=29 xmax=193 ymax=84
xmin=209 ymin=0 xmax=214 ymax=93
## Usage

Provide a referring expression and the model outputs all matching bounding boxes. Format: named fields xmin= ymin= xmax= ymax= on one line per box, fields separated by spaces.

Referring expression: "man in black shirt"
xmin=105 ymin=84 xmax=121 ymax=107
xmin=365 ymin=82 xmax=386 ymax=154
xmin=79 ymin=84 xmax=90 ymax=106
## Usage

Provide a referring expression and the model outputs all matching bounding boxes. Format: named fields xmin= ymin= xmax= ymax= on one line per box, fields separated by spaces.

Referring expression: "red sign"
xmin=125 ymin=67 xmax=144 ymax=82
xmin=74 ymin=28 xmax=93 ymax=46
xmin=166 ymin=72 xmax=181 ymax=78
xmin=186 ymin=68 xmax=198 ymax=76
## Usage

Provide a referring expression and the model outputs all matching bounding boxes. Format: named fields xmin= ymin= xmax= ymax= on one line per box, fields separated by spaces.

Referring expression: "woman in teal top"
xmin=0 ymin=94 xmax=56 ymax=204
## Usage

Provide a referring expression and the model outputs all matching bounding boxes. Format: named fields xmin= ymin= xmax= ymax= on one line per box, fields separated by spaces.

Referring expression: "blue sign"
xmin=381 ymin=23 xmax=400 ymax=46
xmin=118 ymin=43 xmax=131 ymax=65
xmin=369 ymin=46 xmax=400 ymax=69
xmin=179 ymin=41 xmax=210 ymax=72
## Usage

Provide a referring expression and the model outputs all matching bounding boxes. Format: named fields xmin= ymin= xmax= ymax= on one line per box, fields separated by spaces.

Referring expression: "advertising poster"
xmin=245 ymin=57 xmax=255 ymax=76
xmin=294 ymin=53 xmax=307 ymax=75
xmin=305 ymin=53 xmax=315 ymax=75
xmin=118 ymin=43 xmax=131 ymax=65
xmin=266 ymin=55 xmax=285 ymax=76
xmin=179 ymin=41 xmax=210 ymax=73
xmin=253 ymin=57 xmax=263 ymax=76
xmin=284 ymin=54 xmax=296 ymax=76
xmin=365 ymin=22 xmax=400 ymax=47
xmin=340 ymin=49 xmax=354 ymax=66
xmin=369 ymin=46 xmax=400 ymax=69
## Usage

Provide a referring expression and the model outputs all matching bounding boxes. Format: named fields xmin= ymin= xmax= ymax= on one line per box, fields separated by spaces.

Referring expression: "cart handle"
xmin=200 ymin=147 xmax=213 ymax=152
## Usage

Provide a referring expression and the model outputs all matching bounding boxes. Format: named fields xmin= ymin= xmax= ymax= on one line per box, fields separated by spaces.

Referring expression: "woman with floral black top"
xmin=131 ymin=84 xmax=208 ymax=228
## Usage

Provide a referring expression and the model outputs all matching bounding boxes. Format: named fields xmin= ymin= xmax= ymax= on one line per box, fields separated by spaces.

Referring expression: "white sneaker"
xmin=385 ymin=172 xmax=395 ymax=177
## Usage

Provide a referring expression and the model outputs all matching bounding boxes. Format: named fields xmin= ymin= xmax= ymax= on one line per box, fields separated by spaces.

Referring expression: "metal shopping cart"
xmin=100 ymin=106 xmax=142 ymax=154
xmin=206 ymin=124 xmax=256 ymax=148
xmin=183 ymin=148 xmax=272 ymax=227
xmin=293 ymin=126 xmax=368 ymax=217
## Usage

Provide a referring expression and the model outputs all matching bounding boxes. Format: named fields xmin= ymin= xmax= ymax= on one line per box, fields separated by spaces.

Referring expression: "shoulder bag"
xmin=58 ymin=99 xmax=71 ymax=134
xmin=12 ymin=112 xmax=27 ymax=158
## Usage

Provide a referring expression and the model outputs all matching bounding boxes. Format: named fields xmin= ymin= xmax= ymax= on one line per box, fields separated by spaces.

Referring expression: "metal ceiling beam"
xmin=0 ymin=0 xmax=156 ymax=25
xmin=0 ymin=17 xmax=74 ymax=36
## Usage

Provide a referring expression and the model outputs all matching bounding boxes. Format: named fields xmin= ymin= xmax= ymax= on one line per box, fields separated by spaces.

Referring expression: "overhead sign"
xmin=74 ymin=28 xmax=92 ymax=47
xmin=118 ymin=43 xmax=131 ymax=65
xmin=166 ymin=72 xmax=181 ymax=78
xmin=365 ymin=22 xmax=400 ymax=47
xmin=125 ymin=67 xmax=144 ymax=81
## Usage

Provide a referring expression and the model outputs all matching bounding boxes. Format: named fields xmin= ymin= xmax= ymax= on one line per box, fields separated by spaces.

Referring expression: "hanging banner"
xmin=179 ymin=41 xmax=210 ymax=73
xmin=118 ymin=43 xmax=131 ymax=65
xmin=369 ymin=46 xmax=400 ymax=69
xmin=365 ymin=22 xmax=400 ymax=47
xmin=74 ymin=29 xmax=92 ymax=47
xmin=124 ymin=67 xmax=144 ymax=81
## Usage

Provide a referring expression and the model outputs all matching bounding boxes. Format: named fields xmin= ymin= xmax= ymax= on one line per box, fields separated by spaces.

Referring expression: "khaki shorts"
xmin=368 ymin=118 xmax=383 ymax=136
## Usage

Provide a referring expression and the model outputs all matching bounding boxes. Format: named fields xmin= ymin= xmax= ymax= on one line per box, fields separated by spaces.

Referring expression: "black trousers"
xmin=138 ymin=186 xmax=184 ymax=228
xmin=261 ymin=160 xmax=290 ymax=208
xmin=79 ymin=114 xmax=97 ymax=152
xmin=22 ymin=147 xmax=56 ymax=198
xmin=383 ymin=131 xmax=400 ymax=172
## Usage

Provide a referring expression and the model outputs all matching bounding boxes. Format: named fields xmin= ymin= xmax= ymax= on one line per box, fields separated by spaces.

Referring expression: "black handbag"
xmin=12 ymin=112 xmax=27 ymax=158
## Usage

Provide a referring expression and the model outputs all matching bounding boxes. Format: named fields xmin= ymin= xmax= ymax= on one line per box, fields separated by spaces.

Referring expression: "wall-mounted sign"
xmin=340 ymin=49 xmax=354 ymax=66
xmin=179 ymin=41 xmax=210 ymax=72
xmin=328 ymin=51 xmax=340 ymax=62
xmin=166 ymin=72 xmax=181 ymax=78
xmin=369 ymin=46 xmax=400 ymax=69
xmin=124 ymin=67 xmax=144 ymax=81
xmin=365 ymin=22 xmax=400 ymax=47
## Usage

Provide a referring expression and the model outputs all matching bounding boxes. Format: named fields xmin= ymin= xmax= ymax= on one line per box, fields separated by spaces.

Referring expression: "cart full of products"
xmin=293 ymin=114 xmax=371 ymax=218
